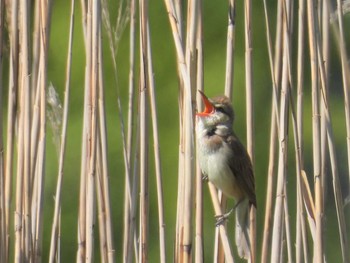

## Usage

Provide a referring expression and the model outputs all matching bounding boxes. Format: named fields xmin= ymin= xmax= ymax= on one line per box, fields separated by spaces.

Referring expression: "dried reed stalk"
xmin=0 ymin=0 xmax=5 ymax=262
xmin=260 ymin=1 xmax=282 ymax=261
xmin=162 ymin=0 xmax=194 ymax=262
xmin=306 ymin=0 xmax=324 ymax=261
xmin=48 ymin=0 xmax=75 ymax=262
xmin=270 ymin=2 xmax=292 ymax=259
xmin=194 ymin=1 xmax=204 ymax=262
xmin=244 ymin=0 xmax=257 ymax=261
xmin=213 ymin=2 xmax=236 ymax=261
xmin=332 ymin=0 xmax=350 ymax=193
xmin=295 ymin=0 xmax=308 ymax=261
xmin=4 ymin=0 xmax=19 ymax=261
xmin=139 ymin=0 xmax=150 ymax=261
xmin=123 ymin=0 xmax=137 ymax=260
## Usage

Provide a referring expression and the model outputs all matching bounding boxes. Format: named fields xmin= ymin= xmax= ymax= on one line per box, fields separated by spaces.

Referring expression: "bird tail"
xmin=235 ymin=198 xmax=251 ymax=260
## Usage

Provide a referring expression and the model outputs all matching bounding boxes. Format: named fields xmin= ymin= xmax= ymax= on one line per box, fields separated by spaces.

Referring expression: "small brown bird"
xmin=196 ymin=90 xmax=256 ymax=260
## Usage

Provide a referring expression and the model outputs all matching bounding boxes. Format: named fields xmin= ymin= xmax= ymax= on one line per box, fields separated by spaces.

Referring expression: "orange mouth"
xmin=196 ymin=90 xmax=214 ymax=117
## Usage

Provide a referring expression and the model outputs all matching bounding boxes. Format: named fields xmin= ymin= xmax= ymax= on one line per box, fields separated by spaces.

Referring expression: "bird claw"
xmin=214 ymin=206 xmax=236 ymax=226
xmin=215 ymin=214 xmax=229 ymax=226
xmin=202 ymin=175 xmax=209 ymax=182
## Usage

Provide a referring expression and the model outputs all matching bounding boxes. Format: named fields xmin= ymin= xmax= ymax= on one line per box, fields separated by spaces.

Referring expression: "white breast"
xmin=196 ymin=121 xmax=241 ymax=199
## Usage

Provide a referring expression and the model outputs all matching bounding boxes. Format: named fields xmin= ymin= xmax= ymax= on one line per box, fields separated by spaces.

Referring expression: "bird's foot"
xmin=202 ymin=175 xmax=209 ymax=182
xmin=215 ymin=207 xmax=234 ymax=226
xmin=214 ymin=199 xmax=244 ymax=227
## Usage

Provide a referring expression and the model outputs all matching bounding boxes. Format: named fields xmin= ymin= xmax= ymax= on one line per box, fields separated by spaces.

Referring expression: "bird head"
xmin=196 ymin=90 xmax=235 ymax=129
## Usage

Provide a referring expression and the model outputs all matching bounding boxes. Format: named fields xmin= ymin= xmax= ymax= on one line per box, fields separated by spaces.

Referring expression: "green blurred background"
xmin=15 ymin=0 xmax=349 ymax=262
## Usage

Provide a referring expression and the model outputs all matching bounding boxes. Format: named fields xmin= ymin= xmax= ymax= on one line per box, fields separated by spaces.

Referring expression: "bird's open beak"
xmin=196 ymin=90 xmax=214 ymax=116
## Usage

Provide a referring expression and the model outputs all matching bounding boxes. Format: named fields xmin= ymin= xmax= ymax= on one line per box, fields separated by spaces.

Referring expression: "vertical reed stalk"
xmin=244 ymin=0 xmax=256 ymax=261
xmin=146 ymin=24 xmax=167 ymax=263
xmin=296 ymin=0 xmax=308 ymax=261
xmin=123 ymin=0 xmax=136 ymax=259
xmin=0 ymin=0 xmax=4 ymax=262
xmin=5 ymin=0 xmax=19 ymax=261
xmin=139 ymin=0 xmax=150 ymax=261
xmin=333 ymin=0 xmax=350 ymax=192
xmin=306 ymin=0 xmax=323 ymax=261
xmin=224 ymin=0 xmax=235 ymax=97
xmin=260 ymin=1 xmax=282 ymax=261
xmin=270 ymin=13 xmax=290 ymax=260
xmin=194 ymin=1 xmax=203 ymax=262
xmin=48 ymin=0 xmax=75 ymax=261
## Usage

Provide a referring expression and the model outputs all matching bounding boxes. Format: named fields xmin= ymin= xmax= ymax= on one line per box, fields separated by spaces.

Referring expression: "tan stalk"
xmin=123 ymin=0 xmax=136 ymax=260
xmin=48 ymin=1 xmax=75 ymax=261
xmin=5 ymin=0 xmax=19 ymax=261
xmin=224 ymin=0 xmax=235 ymax=97
xmin=0 ymin=0 xmax=5 ymax=262
xmin=270 ymin=26 xmax=290 ymax=262
xmin=260 ymin=1 xmax=283 ymax=261
xmin=139 ymin=0 xmax=150 ymax=261
xmin=208 ymin=183 xmax=235 ymax=262
xmin=145 ymin=24 xmax=167 ymax=263
xmin=100 ymin=0 xmax=136 ymax=261
xmin=95 ymin=144 xmax=107 ymax=263
xmin=195 ymin=1 xmax=203 ymax=262
xmin=76 ymin=1 xmax=91 ymax=262
xmin=162 ymin=0 xmax=193 ymax=262
xmin=84 ymin=0 xmax=101 ymax=261
xmin=244 ymin=0 xmax=256 ymax=261
xmin=77 ymin=0 xmax=91 ymax=259
xmin=33 ymin=0 xmax=52 ymax=261
xmin=20 ymin=0 xmax=32 ymax=260
xmin=332 ymin=0 xmax=350 ymax=194
xmin=173 ymin=4 xmax=184 ymax=258
xmin=182 ymin=0 xmax=198 ymax=261
xmin=295 ymin=0 xmax=309 ymax=261
xmin=306 ymin=0 xmax=324 ymax=261
xmin=315 ymin=15 xmax=349 ymax=260
xmin=320 ymin=0 xmax=329 ymax=206
xmin=213 ymin=2 xmax=236 ymax=260
xmin=97 ymin=33 xmax=115 ymax=263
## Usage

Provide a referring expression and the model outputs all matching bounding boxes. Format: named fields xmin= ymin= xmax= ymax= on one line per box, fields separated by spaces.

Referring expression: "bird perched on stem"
xmin=196 ymin=90 xmax=256 ymax=260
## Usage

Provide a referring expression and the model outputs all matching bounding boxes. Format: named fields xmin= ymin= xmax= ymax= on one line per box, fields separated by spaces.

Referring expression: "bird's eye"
xmin=215 ymin=106 xmax=226 ymax=114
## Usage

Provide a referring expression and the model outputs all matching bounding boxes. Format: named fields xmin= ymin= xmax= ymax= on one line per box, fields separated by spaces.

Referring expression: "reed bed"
xmin=0 ymin=0 xmax=349 ymax=262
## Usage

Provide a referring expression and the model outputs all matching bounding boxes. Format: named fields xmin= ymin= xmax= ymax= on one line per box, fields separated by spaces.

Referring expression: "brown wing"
xmin=226 ymin=133 xmax=257 ymax=207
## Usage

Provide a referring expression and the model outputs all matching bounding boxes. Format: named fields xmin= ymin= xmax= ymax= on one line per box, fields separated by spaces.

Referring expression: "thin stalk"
xmin=194 ymin=1 xmax=203 ymax=262
xmin=208 ymin=183 xmax=235 ymax=263
xmin=19 ymin=0 xmax=33 ymax=260
xmin=315 ymin=14 xmax=349 ymax=260
xmin=0 ymin=0 xmax=5 ymax=261
xmin=5 ymin=0 xmax=19 ymax=260
xmin=84 ymin=0 xmax=101 ymax=261
xmin=270 ymin=39 xmax=289 ymax=263
xmin=33 ymin=0 xmax=52 ymax=261
xmin=146 ymin=24 xmax=166 ymax=263
xmin=97 ymin=32 xmax=115 ymax=263
xmin=306 ymin=0 xmax=323 ymax=261
xmin=224 ymin=0 xmax=235 ymax=97
xmin=333 ymin=0 xmax=350 ymax=194
xmin=244 ymin=0 xmax=256 ymax=261
xmin=139 ymin=0 xmax=149 ymax=261
xmin=214 ymin=2 xmax=236 ymax=258
xmin=162 ymin=0 xmax=193 ymax=262
xmin=182 ymin=0 xmax=198 ymax=262
xmin=77 ymin=0 xmax=91 ymax=259
xmin=123 ymin=0 xmax=136 ymax=259
xmin=260 ymin=1 xmax=282 ymax=261
xmin=296 ymin=0 xmax=307 ymax=261
xmin=48 ymin=0 xmax=75 ymax=261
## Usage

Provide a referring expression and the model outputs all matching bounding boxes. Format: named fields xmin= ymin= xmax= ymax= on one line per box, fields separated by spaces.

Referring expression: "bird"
xmin=195 ymin=90 xmax=256 ymax=260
